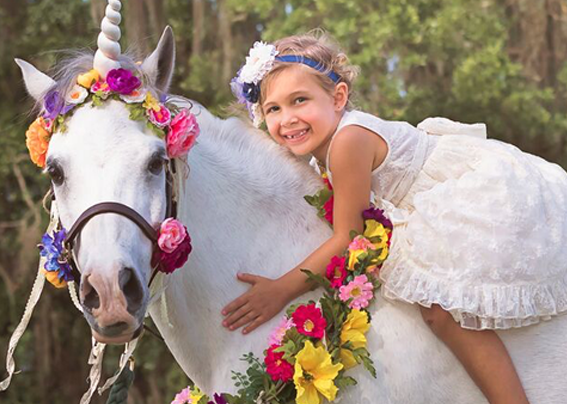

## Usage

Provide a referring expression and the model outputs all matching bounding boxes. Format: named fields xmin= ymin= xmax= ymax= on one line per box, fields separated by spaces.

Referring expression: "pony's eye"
xmin=148 ymin=157 xmax=166 ymax=175
xmin=47 ymin=164 xmax=65 ymax=186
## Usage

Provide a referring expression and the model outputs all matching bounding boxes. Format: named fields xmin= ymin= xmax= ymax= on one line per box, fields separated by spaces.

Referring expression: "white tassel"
xmin=79 ymin=339 xmax=106 ymax=404
xmin=0 ymin=269 xmax=46 ymax=391
xmin=0 ymin=199 xmax=62 ymax=391
xmin=93 ymin=0 xmax=122 ymax=78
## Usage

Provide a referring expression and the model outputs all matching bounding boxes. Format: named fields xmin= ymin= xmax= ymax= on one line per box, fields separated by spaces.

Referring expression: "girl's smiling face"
xmin=262 ymin=65 xmax=348 ymax=159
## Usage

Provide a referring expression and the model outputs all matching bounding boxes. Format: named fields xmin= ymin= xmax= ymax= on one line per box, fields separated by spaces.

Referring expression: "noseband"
xmin=61 ymin=161 xmax=178 ymax=287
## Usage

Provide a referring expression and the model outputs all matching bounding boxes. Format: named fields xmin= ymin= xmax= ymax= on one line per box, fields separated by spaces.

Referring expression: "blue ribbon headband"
xmin=275 ymin=55 xmax=341 ymax=83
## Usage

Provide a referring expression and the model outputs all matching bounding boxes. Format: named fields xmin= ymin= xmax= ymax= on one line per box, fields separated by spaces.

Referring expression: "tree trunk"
xmin=90 ymin=0 xmax=106 ymax=29
xmin=217 ymin=0 xmax=233 ymax=84
xmin=144 ymin=0 xmax=165 ymax=43
xmin=124 ymin=0 xmax=150 ymax=55
xmin=505 ymin=0 xmax=567 ymax=87
xmin=192 ymin=0 xmax=205 ymax=57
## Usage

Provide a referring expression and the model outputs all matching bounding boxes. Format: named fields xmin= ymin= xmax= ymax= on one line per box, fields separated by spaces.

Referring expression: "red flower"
xmin=292 ymin=303 xmax=327 ymax=339
xmin=264 ymin=345 xmax=294 ymax=382
xmin=326 ymin=256 xmax=347 ymax=289
xmin=323 ymin=195 xmax=334 ymax=225
xmin=151 ymin=232 xmax=192 ymax=274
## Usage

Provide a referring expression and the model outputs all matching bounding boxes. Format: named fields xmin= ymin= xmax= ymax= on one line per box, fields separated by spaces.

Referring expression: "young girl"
xmin=222 ymin=32 xmax=567 ymax=404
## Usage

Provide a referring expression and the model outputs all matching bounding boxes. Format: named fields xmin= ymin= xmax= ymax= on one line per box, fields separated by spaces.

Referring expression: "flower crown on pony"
xmin=231 ymin=41 xmax=341 ymax=127
xmin=24 ymin=1 xmax=199 ymax=287
xmin=26 ymin=67 xmax=199 ymax=169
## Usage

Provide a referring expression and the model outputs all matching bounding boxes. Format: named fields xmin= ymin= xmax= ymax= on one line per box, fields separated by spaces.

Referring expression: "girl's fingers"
xmin=243 ymin=316 xmax=265 ymax=334
xmin=237 ymin=273 xmax=260 ymax=285
xmin=229 ymin=311 xmax=260 ymax=331
xmin=223 ymin=303 xmax=251 ymax=328
xmin=222 ymin=294 xmax=248 ymax=316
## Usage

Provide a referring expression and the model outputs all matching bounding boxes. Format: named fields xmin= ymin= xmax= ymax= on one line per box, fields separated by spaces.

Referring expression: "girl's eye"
xmin=295 ymin=97 xmax=307 ymax=104
xmin=266 ymin=106 xmax=279 ymax=114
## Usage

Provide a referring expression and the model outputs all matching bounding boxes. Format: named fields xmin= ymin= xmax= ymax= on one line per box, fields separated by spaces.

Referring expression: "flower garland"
xmin=28 ymin=67 xmax=199 ymax=287
xmin=304 ymin=172 xmax=334 ymax=225
xmin=172 ymin=177 xmax=393 ymax=404
xmin=26 ymin=67 xmax=200 ymax=168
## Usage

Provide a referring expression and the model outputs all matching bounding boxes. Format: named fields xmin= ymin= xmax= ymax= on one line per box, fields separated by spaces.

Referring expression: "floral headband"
xmin=26 ymin=67 xmax=200 ymax=168
xmin=230 ymin=41 xmax=341 ymax=127
xmin=26 ymin=67 xmax=200 ymax=287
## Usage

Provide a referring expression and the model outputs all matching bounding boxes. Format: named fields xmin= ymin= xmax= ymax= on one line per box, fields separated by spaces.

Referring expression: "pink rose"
xmin=152 ymin=219 xmax=192 ymax=274
xmin=158 ymin=218 xmax=187 ymax=253
xmin=148 ymin=105 xmax=172 ymax=127
xmin=166 ymin=109 xmax=200 ymax=158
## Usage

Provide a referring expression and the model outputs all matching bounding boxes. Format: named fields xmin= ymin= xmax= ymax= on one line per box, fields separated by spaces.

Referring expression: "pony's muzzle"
xmin=80 ymin=267 xmax=146 ymax=344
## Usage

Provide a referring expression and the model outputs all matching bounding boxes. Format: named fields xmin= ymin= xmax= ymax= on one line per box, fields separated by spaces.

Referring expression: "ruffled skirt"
xmin=378 ymin=134 xmax=567 ymax=330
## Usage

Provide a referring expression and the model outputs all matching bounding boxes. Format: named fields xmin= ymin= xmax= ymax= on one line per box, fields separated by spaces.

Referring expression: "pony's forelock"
xmin=32 ymin=50 xmax=162 ymax=115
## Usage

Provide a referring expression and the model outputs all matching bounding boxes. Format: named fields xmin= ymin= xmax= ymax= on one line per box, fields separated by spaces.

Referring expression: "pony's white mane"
xmin=171 ymin=96 xmax=324 ymax=202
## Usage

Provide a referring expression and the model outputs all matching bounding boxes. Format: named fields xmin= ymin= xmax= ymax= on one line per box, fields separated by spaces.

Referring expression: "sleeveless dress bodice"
xmin=317 ymin=110 xmax=438 ymax=206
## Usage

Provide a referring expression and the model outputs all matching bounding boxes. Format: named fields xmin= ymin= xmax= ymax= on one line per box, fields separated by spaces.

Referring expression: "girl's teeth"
xmin=286 ymin=130 xmax=306 ymax=139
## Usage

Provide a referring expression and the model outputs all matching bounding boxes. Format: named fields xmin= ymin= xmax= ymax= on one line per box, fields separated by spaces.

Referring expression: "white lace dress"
xmin=313 ymin=109 xmax=567 ymax=330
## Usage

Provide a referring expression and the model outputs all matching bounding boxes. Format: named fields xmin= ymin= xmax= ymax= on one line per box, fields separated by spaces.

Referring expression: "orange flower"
xmin=42 ymin=269 xmax=67 ymax=288
xmin=25 ymin=117 xmax=51 ymax=168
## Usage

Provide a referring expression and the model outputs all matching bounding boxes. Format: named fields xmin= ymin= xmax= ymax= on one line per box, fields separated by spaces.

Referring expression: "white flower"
xmin=120 ymin=88 xmax=147 ymax=104
xmin=65 ymin=84 xmax=89 ymax=105
xmin=239 ymin=41 xmax=278 ymax=84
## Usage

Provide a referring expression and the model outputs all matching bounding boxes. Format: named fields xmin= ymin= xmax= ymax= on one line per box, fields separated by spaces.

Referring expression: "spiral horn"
xmin=93 ymin=0 xmax=122 ymax=79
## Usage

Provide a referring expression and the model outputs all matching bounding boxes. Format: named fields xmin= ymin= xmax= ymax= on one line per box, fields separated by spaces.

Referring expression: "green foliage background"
xmin=0 ymin=0 xmax=566 ymax=403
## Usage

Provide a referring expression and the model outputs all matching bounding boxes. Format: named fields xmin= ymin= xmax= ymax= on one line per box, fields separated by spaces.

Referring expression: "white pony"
xmin=14 ymin=26 xmax=567 ymax=403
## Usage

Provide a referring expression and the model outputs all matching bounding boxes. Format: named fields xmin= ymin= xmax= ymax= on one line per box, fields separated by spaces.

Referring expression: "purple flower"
xmin=362 ymin=207 xmax=393 ymax=229
xmin=43 ymin=91 xmax=74 ymax=120
xmin=39 ymin=228 xmax=74 ymax=282
xmin=207 ymin=393 xmax=228 ymax=404
xmin=106 ymin=68 xmax=141 ymax=95
xmin=151 ymin=232 xmax=192 ymax=274
xmin=230 ymin=77 xmax=246 ymax=104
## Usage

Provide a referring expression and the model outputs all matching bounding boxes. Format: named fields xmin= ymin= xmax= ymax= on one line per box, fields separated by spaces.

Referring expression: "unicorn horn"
xmin=93 ymin=0 xmax=122 ymax=79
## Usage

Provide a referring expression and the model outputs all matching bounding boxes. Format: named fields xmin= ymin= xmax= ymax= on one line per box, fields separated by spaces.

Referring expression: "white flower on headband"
xmin=65 ymin=85 xmax=89 ymax=105
xmin=239 ymin=41 xmax=278 ymax=84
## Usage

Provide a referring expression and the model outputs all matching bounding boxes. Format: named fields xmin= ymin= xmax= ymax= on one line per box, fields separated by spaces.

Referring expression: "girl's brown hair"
xmin=259 ymin=30 xmax=359 ymax=110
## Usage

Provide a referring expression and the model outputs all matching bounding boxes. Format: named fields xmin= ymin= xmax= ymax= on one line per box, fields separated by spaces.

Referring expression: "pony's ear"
xmin=141 ymin=26 xmax=176 ymax=94
xmin=15 ymin=58 xmax=56 ymax=102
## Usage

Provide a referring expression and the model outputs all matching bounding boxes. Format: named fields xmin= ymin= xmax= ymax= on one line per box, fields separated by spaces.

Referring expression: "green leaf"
xmin=300 ymin=268 xmax=333 ymax=291
xmin=91 ymin=95 xmax=103 ymax=107
xmin=335 ymin=375 xmax=358 ymax=390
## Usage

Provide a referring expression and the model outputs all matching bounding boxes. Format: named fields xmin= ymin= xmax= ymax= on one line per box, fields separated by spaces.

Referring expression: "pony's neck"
xmin=151 ymin=100 xmax=331 ymax=392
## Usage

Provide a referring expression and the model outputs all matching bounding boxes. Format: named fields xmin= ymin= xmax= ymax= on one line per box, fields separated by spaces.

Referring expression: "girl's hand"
xmin=222 ymin=273 xmax=290 ymax=334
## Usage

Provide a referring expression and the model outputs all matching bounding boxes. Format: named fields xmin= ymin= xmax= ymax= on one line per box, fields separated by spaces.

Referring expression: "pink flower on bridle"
xmin=151 ymin=218 xmax=192 ymax=274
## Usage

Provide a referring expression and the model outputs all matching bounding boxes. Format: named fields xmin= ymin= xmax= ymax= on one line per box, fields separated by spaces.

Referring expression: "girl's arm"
xmin=222 ymin=125 xmax=386 ymax=334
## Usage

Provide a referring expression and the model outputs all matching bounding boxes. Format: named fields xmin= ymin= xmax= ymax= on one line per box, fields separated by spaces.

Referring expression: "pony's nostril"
xmin=82 ymin=275 xmax=100 ymax=312
xmin=119 ymin=267 xmax=144 ymax=314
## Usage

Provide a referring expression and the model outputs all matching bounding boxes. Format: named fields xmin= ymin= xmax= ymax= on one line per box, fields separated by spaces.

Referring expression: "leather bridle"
xmin=60 ymin=160 xmax=178 ymax=288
